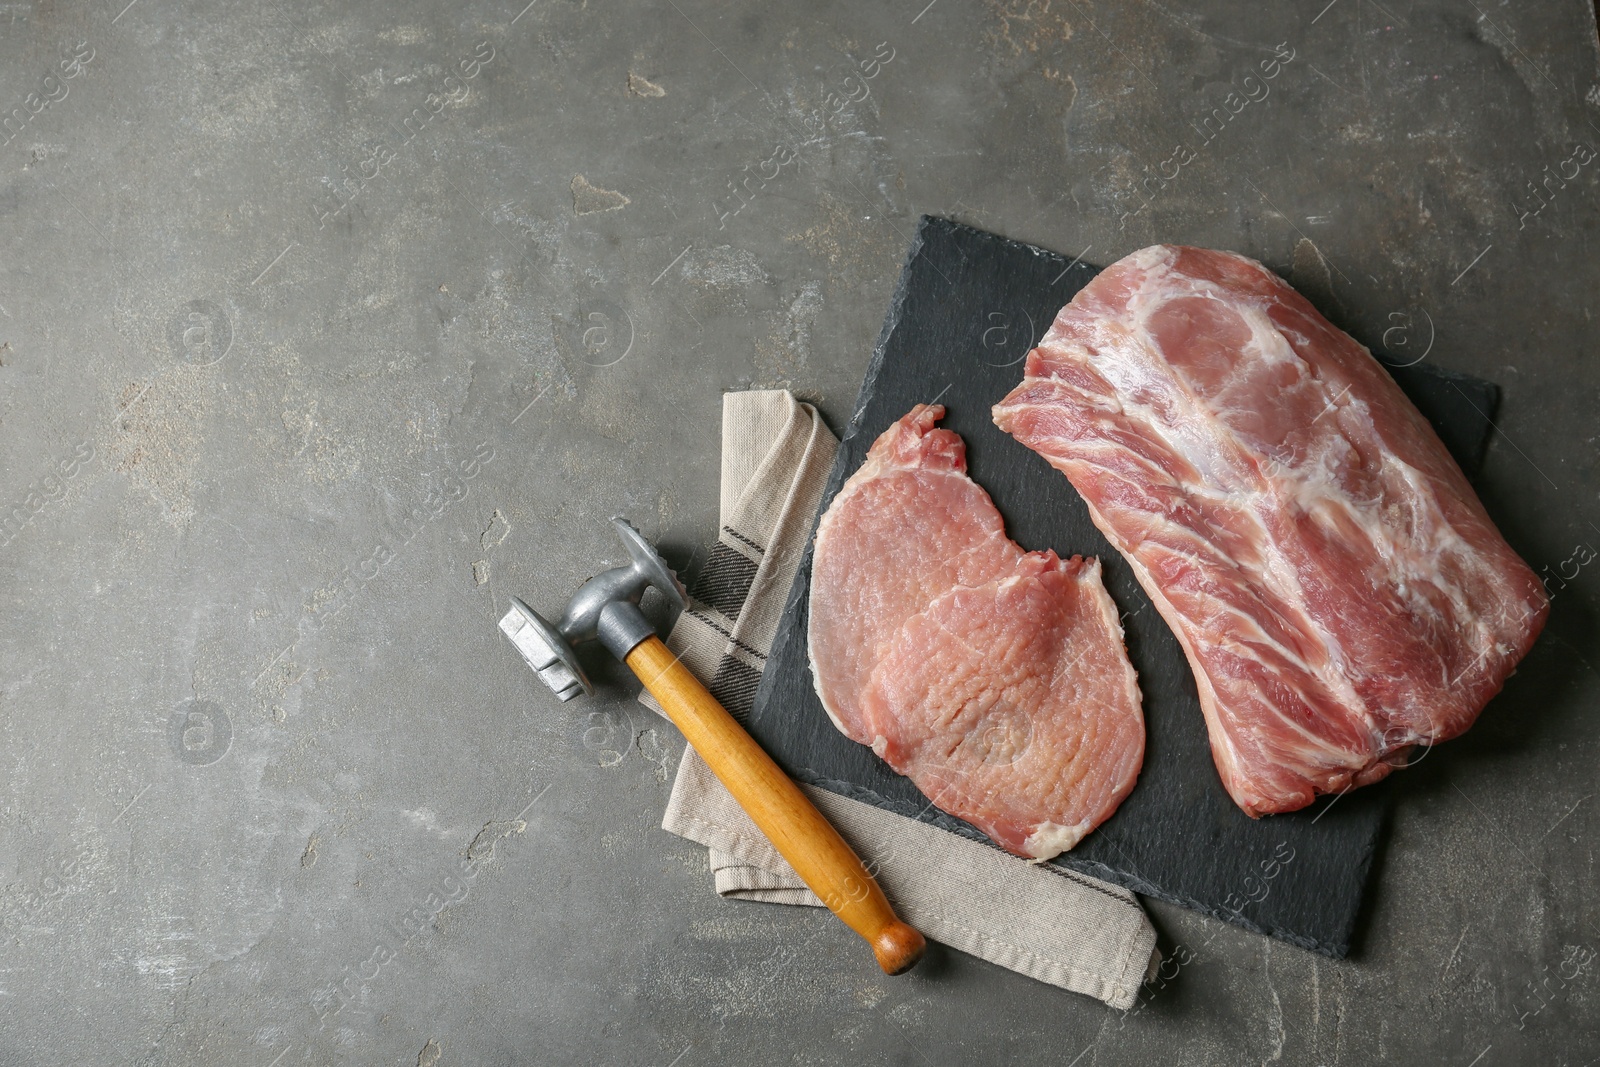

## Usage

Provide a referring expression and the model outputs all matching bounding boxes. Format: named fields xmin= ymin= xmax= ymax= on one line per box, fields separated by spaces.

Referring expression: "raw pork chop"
xmin=809 ymin=405 xmax=1144 ymax=859
xmin=992 ymin=245 xmax=1549 ymax=816
xmin=860 ymin=552 xmax=1144 ymax=858
xmin=809 ymin=404 xmax=1023 ymax=743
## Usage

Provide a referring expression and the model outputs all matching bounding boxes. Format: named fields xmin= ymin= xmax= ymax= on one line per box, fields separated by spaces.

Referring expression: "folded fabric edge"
xmin=709 ymin=850 xmax=825 ymax=906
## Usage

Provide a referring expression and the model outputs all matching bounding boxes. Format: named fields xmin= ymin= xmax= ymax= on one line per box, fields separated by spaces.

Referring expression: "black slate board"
xmin=749 ymin=216 xmax=1502 ymax=957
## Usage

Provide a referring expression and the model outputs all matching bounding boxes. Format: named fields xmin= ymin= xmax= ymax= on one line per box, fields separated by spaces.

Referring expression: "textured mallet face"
xmin=500 ymin=601 xmax=590 ymax=701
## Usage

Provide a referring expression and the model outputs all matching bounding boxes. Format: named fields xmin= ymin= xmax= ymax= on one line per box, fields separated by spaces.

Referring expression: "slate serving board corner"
xmin=749 ymin=215 xmax=1501 ymax=957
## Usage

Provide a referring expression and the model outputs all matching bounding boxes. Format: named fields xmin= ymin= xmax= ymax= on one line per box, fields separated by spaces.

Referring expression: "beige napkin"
xmin=642 ymin=389 xmax=1158 ymax=1008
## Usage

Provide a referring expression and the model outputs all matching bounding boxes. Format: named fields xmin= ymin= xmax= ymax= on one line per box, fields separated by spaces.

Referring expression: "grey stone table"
xmin=1 ymin=1 xmax=1596 ymax=1064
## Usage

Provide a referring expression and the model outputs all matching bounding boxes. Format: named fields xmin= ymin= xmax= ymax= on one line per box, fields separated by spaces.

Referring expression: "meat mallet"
xmin=497 ymin=516 xmax=926 ymax=975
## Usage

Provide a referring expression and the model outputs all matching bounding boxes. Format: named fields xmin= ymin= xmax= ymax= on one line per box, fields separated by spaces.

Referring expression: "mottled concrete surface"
xmin=0 ymin=1 xmax=1597 ymax=1064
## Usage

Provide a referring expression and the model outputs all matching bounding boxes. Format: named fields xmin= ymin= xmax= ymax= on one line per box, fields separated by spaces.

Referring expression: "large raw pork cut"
xmin=992 ymin=245 xmax=1549 ymax=816
xmin=809 ymin=405 xmax=1144 ymax=859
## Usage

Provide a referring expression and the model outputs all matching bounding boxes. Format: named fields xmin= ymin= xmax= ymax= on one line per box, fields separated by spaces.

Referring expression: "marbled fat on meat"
xmin=992 ymin=245 xmax=1549 ymax=816
xmin=809 ymin=405 xmax=1144 ymax=859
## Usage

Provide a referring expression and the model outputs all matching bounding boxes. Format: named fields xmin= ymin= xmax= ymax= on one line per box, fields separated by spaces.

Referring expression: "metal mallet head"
xmin=499 ymin=517 xmax=687 ymax=701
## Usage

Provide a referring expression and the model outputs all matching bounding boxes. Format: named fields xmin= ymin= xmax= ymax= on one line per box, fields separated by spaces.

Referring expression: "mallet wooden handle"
xmin=625 ymin=634 xmax=925 ymax=975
